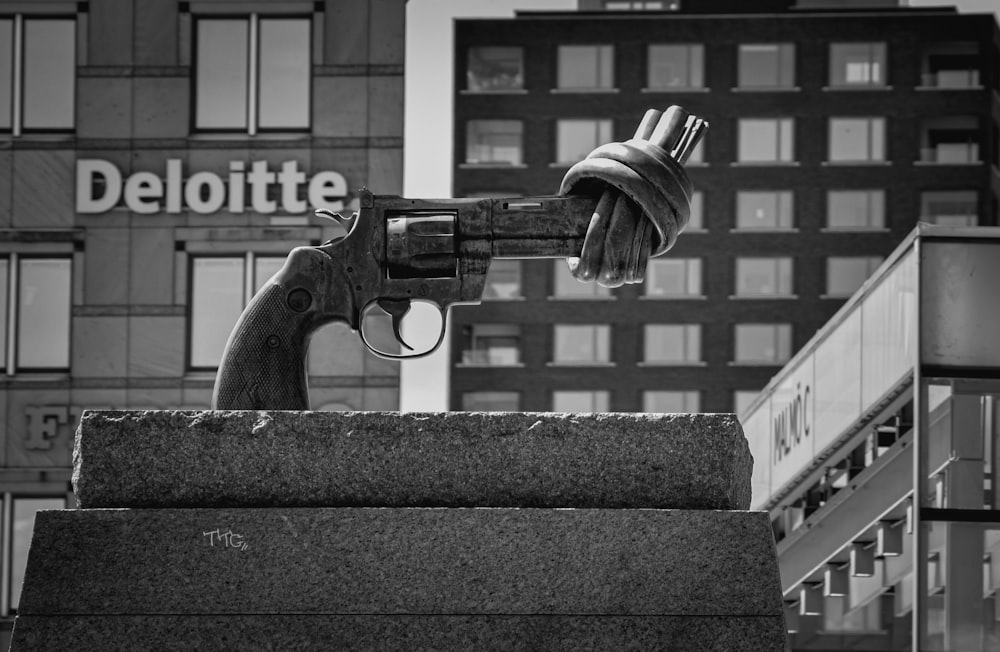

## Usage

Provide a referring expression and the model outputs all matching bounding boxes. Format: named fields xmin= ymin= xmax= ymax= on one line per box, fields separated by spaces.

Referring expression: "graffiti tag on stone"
xmin=203 ymin=529 xmax=249 ymax=552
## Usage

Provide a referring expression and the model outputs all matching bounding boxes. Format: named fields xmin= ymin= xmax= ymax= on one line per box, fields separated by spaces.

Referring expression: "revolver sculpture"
xmin=212 ymin=107 xmax=707 ymax=410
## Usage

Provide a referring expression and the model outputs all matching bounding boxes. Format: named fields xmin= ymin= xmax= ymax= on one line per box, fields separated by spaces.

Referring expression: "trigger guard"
xmin=359 ymin=300 xmax=449 ymax=361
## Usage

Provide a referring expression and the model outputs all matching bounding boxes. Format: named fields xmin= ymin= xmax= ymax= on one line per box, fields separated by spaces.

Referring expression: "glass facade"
xmin=829 ymin=117 xmax=886 ymax=162
xmin=556 ymin=119 xmax=612 ymax=164
xmin=827 ymin=190 xmax=885 ymax=230
xmin=643 ymin=390 xmax=700 ymax=413
xmin=738 ymin=43 xmax=795 ymax=89
xmin=738 ymin=118 xmax=795 ymax=163
xmin=466 ymin=120 xmax=523 ymax=165
xmin=829 ymin=42 xmax=886 ymax=87
xmin=734 ymin=323 xmax=792 ymax=364
xmin=643 ymin=324 xmax=701 ymax=364
xmin=553 ymin=324 xmax=611 ymax=364
xmin=647 ymin=44 xmax=704 ymax=89
xmin=735 ymin=257 xmax=794 ymax=297
xmin=482 ymin=260 xmax=522 ymax=299
xmin=557 ymin=45 xmax=614 ymax=90
xmin=736 ymin=191 xmax=794 ymax=230
xmin=552 ymin=390 xmax=610 ymax=412
xmin=643 ymin=258 xmax=702 ymax=298
xmin=467 ymin=47 xmax=524 ymax=91
xmin=195 ymin=16 xmax=310 ymax=133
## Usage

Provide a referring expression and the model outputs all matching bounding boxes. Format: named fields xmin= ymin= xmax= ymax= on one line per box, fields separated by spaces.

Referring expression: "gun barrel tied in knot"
xmin=559 ymin=106 xmax=708 ymax=288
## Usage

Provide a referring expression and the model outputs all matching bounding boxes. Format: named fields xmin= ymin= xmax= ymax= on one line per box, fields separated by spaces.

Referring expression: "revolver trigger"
xmin=376 ymin=298 xmax=414 ymax=352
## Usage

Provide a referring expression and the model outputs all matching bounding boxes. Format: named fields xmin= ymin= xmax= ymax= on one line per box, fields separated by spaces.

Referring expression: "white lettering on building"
xmin=76 ymin=159 xmax=347 ymax=215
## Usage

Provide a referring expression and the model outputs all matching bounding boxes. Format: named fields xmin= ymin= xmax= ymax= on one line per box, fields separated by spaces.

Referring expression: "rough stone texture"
xmin=12 ymin=507 xmax=785 ymax=650
xmin=18 ymin=508 xmax=781 ymax=616
xmin=72 ymin=410 xmax=752 ymax=509
xmin=11 ymin=615 xmax=787 ymax=651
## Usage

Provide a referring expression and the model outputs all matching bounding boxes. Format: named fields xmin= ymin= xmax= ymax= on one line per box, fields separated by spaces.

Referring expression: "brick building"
xmin=449 ymin=1 xmax=999 ymax=415
xmin=0 ymin=0 xmax=404 ymax=640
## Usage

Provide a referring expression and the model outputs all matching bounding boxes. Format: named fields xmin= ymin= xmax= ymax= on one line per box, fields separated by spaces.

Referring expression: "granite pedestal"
xmin=10 ymin=410 xmax=785 ymax=650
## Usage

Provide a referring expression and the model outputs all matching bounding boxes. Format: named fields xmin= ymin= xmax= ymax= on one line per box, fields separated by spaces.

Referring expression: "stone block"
xmin=134 ymin=0 xmax=178 ymax=66
xmin=12 ymin=615 xmax=786 ymax=651
xmin=83 ymin=228 xmax=129 ymax=305
xmin=313 ymin=76 xmax=368 ymax=137
xmin=367 ymin=147 xmax=403 ymax=192
xmin=71 ymin=316 xmax=128 ymax=378
xmin=16 ymin=507 xmax=781 ymax=617
xmin=133 ymin=77 xmax=188 ymax=139
xmin=72 ymin=410 xmax=752 ymax=510
xmin=128 ymin=227 xmax=175 ymax=304
xmin=127 ymin=316 xmax=185 ymax=377
xmin=12 ymin=150 xmax=74 ymax=228
xmin=323 ymin=0 xmax=369 ymax=66
xmin=368 ymin=76 xmax=404 ymax=137
xmin=88 ymin=0 xmax=134 ymax=66
xmin=77 ymin=77 xmax=132 ymax=139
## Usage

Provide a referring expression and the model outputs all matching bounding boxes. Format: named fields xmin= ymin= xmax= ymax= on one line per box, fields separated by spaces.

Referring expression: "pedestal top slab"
xmin=72 ymin=410 xmax=752 ymax=509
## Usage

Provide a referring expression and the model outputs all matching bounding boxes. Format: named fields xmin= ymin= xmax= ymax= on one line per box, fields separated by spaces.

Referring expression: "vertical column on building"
xmin=943 ymin=394 xmax=985 ymax=649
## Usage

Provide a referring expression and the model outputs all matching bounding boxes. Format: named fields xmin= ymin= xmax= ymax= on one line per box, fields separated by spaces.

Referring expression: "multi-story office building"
xmin=0 ymin=0 xmax=404 ymax=642
xmin=742 ymin=223 xmax=1000 ymax=650
xmin=449 ymin=0 xmax=999 ymax=414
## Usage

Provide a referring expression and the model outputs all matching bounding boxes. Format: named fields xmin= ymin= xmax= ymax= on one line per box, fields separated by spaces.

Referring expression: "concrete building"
xmin=0 ymin=0 xmax=404 ymax=641
xmin=743 ymin=224 xmax=1000 ymax=650
xmin=449 ymin=1 xmax=999 ymax=415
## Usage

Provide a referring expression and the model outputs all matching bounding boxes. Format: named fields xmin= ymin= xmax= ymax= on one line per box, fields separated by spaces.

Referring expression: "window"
xmin=920 ymin=42 xmax=980 ymax=88
xmin=735 ymin=257 xmax=793 ymax=297
xmin=189 ymin=254 xmax=285 ymax=369
xmin=194 ymin=16 xmax=310 ymax=133
xmin=643 ymin=390 xmax=700 ymax=413
xmin=483 ymin=260 xmax=521 ymax=299
xmin=826 ymin=257 xmax=883 ymax=297
xmin=829 ymin=42 xmax=886 ymax=87
xmin=643 ymin=258 xmax=702 ymax=298
xmin=687 ymin=191 xmax=704 ymax=230
xmin=466 ymin=47 xmax=523 ymax=92
xmin=465 ymin=120 xmax=523 ymax=166
xmin=553 ymin=390 xmax=610 ymax=412
xmin=738 ymin=44 xmax=795 ymax=89
xmin=557 ymin=45 xmax=614 ymax=90
xmin=733 ymin=390 xmax=759 ymax=416
xmin=552 ymin=260 xmax=611 ymax=298
xmin=826 ymin=190 xmax=885 ymax=230
xmin=647 ymin=44 xmax=703 ymax=90
xmin=920 ymin=116 xmax=979 ymax=164
xmin=0 ymin=256 xmax=71 ymax=372
xmin=643 ymin=324 xmax=701 ymax=364
xmin=556 ymin=119 xmax=612 ymax=164
xmin=553 ymin=325 xmax=610 ymax=364
xmin=737 ymin=118 xmax=794 ymax=163
xmin=460 ymin=324 xmax=521 ymax=365
xmin=9 ymin=495 xmax=67 ymax=612
xmin=462 ymin=391 xmax=520 ymax=411
xmin=735 ymin=191 xmax=794 ymax=230
xmin=606 ymin=1 xmax=677 ymax=9
xmin=0 ymin=16 xmax=75 ymax=134
xmin=828 ymin=118 xmax=885 ymax=162
xmin=920 ymin=191 xmax=978 ymax=226
xmin=734 ymin=323 xmax=792 ymax=365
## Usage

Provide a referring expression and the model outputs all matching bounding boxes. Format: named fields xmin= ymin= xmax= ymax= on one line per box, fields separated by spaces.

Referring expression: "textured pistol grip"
xmin=559 ymin=138 xmax=693 ymax=256
xmin=212 ymin=283 xmax=313 ymax=411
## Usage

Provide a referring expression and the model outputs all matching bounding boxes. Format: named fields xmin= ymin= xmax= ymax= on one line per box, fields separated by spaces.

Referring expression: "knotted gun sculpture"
xmin=212 ymin=106 xmax=707 ymax=410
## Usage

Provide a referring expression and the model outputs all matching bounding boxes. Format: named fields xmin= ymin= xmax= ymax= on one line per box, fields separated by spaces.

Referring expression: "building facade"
xmin=449 ymin=2 xmax=999 ymax=414
xmin=743 ymin=224 xmax=1000 ymax=651
xmin=0 ymin=0 xmax=404 ymax=641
